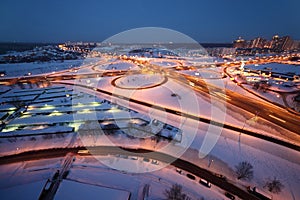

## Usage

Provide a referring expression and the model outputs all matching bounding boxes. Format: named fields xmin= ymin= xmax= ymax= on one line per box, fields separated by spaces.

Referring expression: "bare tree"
xmin=235 ymin=161 xmax=254 ymax=180
xmin=164 ymin=184 xmax=190 ymax=200
xmin=264 ymin=177 xmax=284 ymax=194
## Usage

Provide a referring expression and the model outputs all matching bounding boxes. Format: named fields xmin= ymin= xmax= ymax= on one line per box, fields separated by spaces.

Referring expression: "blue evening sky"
xmin=0 ymin=0 xmax=299 ymax=43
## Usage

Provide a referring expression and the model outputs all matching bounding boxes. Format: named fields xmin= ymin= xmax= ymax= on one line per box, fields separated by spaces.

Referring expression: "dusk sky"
xmin=0 ymin=0 xmax=299 ymax=43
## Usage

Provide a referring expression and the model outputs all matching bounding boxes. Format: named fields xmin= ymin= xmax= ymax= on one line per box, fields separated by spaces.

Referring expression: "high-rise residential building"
xmin=282 ymin=36 xmax=294 ymax=50
xmin=249 ymin=37 xmax=266 ymax=49
xmin=233 ymin=35 xmax=298 ymax=54
xmin=291 ymin=40 xmax=300 ymax=50
xmin=233 ymin=37 xmax=246 ymax=48
xmin=270 ymin=35 xmax=293 ymax=52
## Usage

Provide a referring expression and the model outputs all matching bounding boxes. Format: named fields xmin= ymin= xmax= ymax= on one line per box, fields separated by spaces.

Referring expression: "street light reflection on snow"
xmin=107 ymin=107 xmax=120 ymax=113
xmin=49 ymin=110 xmax=63 ymax=116
xmin=90 ymin=101 xmax=101 ymax=106
xmin=2 ymin=126 xmax=18 ymax=132
xmin=20 ymin=114 xmax=31 ymax=118
xmin=68 ymin=122 xmax=82 ymax=132
xmin=78 ymin=109 xmax=92 ymax=114
xmin=74 ymin=103 xmax=84 ymax=108
xmin=41 ymin=104 xmax=55 ymax=110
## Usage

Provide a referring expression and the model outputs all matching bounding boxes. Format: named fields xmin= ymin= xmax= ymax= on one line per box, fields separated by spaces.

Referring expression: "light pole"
xmin=208 ymin=156 xmax=214 ymax=168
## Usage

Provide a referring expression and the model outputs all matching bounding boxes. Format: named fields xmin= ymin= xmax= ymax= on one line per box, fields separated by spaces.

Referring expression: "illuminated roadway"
xmin=0 ymin=56 xmax=299 ymax=199
xmin=0 ymin=146 xmax=260 ymax=200
xmin=131 ymin=57 xmax=300 ymax=135
xmin=0 ymin=57 xmax=299 ymax=142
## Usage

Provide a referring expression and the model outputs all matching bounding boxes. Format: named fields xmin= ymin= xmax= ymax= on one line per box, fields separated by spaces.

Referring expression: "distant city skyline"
xmin=0 ymin=0 xmax=299 ymax=43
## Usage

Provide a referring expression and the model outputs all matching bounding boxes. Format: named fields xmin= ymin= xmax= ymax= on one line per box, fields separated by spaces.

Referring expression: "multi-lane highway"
xmin=0 ymin=57 xmax=299 ymax=138
xmin=0 ymin=58 xmax=300 ymax=134
xmin=130 ymin=58 xmax=300 ymax=135
xmin=0 ymin=55 xmax=299 ymax=199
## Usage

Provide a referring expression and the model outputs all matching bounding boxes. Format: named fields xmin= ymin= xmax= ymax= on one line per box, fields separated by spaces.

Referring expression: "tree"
xmin=235 ymin=161 xmax=254 ymax=180
xmin=264 ymin=177 xmax=284 ymax=194
xmin=164 ymin=184 xmax=190 ymax=200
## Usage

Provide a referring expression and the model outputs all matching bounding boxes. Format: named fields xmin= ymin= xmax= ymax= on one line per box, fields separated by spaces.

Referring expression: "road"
xmin=0 ymin=146 xmax=261 ymax=200
xmin=56 ymin=80 xmax=300 ymax=152
xmin=139 ymin=61 xmax=300 ymax=135
xmin=186 ymin=74 xmax=299 ymax=133
xmin=38 ymin=153 xmax=75 ymax=200
xmin=0 ymin=58 xmax=299 ymax=148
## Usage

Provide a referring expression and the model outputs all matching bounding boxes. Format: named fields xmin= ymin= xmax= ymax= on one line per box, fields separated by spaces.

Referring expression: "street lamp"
xmin=208 ymin=156 xmax=214 ymax=168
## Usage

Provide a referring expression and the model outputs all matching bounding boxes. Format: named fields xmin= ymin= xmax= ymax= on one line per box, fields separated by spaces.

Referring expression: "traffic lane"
xmin=55 ymin=80 xmax=300 ymax=152
xmin=0 ymin=69 xmax=147 ymax=85
xmin=225 ymin=89 xmax=299 ymax=133
xmin=183 ymin=75 xmax=300 ymax=134
xmin=1 ymin=66 xmax=298 ymax=140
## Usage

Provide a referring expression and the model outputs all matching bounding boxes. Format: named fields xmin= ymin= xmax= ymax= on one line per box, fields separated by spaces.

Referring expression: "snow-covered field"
xmin=0 ymin=60 xmax=83 ymax=77
xmin=93 ymin=61 xmax=139 ymax=71
xmin=179 ymin=68 xmax=223 ymax=79
xmin=246 ymin=63 xmax=300 ymax=75
xmin=114 ymin=73 xmax=166 ymax=89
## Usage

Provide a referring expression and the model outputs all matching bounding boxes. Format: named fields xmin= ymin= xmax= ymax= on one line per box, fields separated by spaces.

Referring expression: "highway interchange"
xmin=1 ymin=55 xmax=299 ymax=135
xmin=0 ymin=53 xmax=299 ymax=200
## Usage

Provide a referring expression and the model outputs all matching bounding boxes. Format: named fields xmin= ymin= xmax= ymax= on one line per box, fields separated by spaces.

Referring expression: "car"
xmin=186 ymin=173 xmax=196 ymax=180
xmin=130 ymin=156 xmax=138 ymax=160
xmin=151 ymin=159 xmax=159 ymax=165
xmin=175 ymin=168 xmax=182 ymax=174
xmin=215 ymin=173 xmax=227 ymax=181
xmin=119 ymin=154 xmax=128 ymax=159
xmin=199 ymin=179 xmax=211 ymax=188
xmin=225 ymin=192 xmax=235 ymax=199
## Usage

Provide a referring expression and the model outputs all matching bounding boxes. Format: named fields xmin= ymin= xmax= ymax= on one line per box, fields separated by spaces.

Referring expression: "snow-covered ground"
xmin=1 ymin=116 xmax=299 ymax=199
xmin=0 ymin=57 xmax=103 ymax=78
xmin=0 ymin=154 xmax=226 ymax=200
xmin=64 ymin=72 xmax=299 ymax=146
xmin=93 ymin=61 xmax=139 ymax=71
xmin=0 ymin=50 xmax=300 ymax=199
xmin=0 ymin=60 xmax=83 ymax=77
xmin=114 ymin=73 xmax=166 ymax=89
xmin=246 ymin=63 xmax=300 ymax=75
xmin=56 ymin=180 xmax=130 ymax=200
xmin=179 ymin=68 xmax=223 ymax=79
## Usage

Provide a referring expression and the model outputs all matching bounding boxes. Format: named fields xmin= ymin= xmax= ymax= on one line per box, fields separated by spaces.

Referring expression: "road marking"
xmin=269 ymin=114 xmax=286 ymax=123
